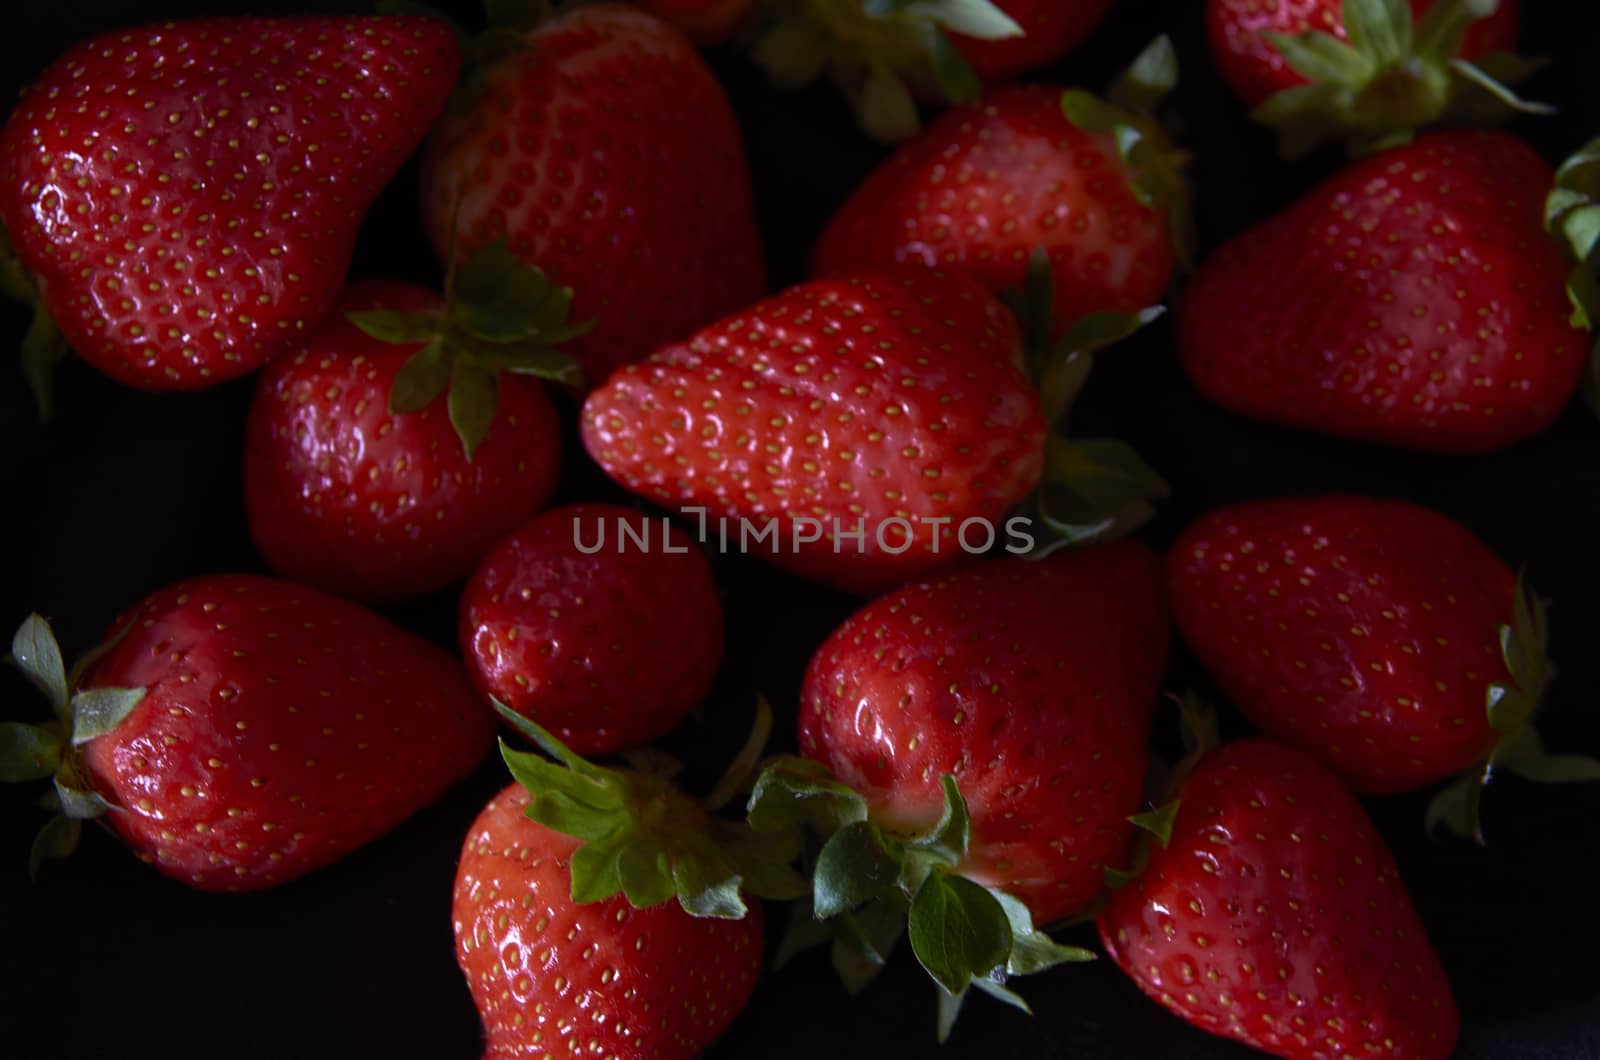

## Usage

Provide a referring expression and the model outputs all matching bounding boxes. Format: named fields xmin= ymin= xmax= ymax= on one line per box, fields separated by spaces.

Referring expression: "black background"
xmin=2 ymin=1 xmax=1598 ymax=1057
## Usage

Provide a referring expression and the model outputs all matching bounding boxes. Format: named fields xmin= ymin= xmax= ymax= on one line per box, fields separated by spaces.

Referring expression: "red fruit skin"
xmin=74 ymin=575 xmax=494 ymax=891
xmin=1208 ymin=0 xmax=1520 ymax=107
xmin=0 ymin=16 xmax=459 ymax=390
xmin=1167 ymin=496 xmax=1513 ymax=795
xmin=952 ymin=0 xmax=1118 ymax=81
xmin=633 ymin=0 xmax=756 ymax=43
xmin=1179 ymin=131 xmax=1585 ymax=453
xmin=1098 ymin=741 xmax=1459 ymax=1060
xmin=454 ymin=783 xmax=764 ymax=1059
xmin=243 ymin=281 xmax=562 ymax=603
xmin=582 ymin=271 xmax=1044 ymax=594
xmin=459 ymin=504 xmax=724 ymax=756
xmin=420 ymin=5 xmax=765 ymax=388
xmin=800 ymin=543 xmax=1170 ymax=925
xmin=812 ymin=85 xmax=1174 ymax=332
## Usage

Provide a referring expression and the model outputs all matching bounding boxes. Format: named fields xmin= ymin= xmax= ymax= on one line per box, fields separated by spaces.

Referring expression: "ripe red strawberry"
xmin=0 ymin=16 xmax=459 ymax=399
xmin=636 ymin=0 xmax=756 ymax=43
xmin=1206 ymin=0 xmax=1538 ymax=156
xmin=3 ymin=576 xmax=493 ymax=889
xmin=741 ymin=544 xmax=1166 ymax=1029
xmin=1210 ymin=0 xmax=1519 ymax=108
xmin=1167 ymin=495 xmax=1600 ymax=839
xmin=1179 ymin=130 xmax=1587 ymax=453
xmin=454 ymin=782 xmax=765 ymax=1059
xmin=459 ymin=503 xmax=724 ymax=756
xmin=1098 ymin=740 xmax=1459 ymax=1060
xmin=812 ymin=64 xmax=1186 ymax=336
xmin=799 ymin=542 xmax=1169 ymax=925
xmin=581 ymin=270 xmax=1042 ymax=592
xmin=584 ymin=266 xmax=1169 ymax=592
xmin=750 ymin=0 xmax=1115 ymax=140
xmin=420 ymin=4 xmax=765 ymax=387
xmin=244 ymin=277 xmax=566 ymax=603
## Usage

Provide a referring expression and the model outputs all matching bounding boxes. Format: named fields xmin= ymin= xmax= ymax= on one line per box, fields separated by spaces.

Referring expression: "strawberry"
xmin=0 ymin=15 xmax=459 ymax=405
xmin=419 ymin=4 xmax=765 ymax=386
xmin=812 ymin=38 xmax=1189 ymax=337
xmin=582 ymin=268 xmax=1167 ymax=593
xmin=1098 ymin=740 xmax=1459 ymax=1060
xmin=949 ymin=0 xmax=1117 ymax=81
xmin=1206 ymin=0 xmax=1541 ymax=157
xmin=1178 ymin=130 xmax=1588 ymax=453
xmin=798 ymin=542 xmax=1169 ymax=925
xmin=745 ymin=543 xmax=1168 ymax=1031
xmin=454 ymin=782 xmax=765 ymax=1059
xmin=243 ymin=241 xmax=585 ymax=603
xmin=2 ymin=576 xmax=493 ymax=889
xmin=635 ymin=0 xmax=757 ymax=44
xmin=750 ymin=0 xmax=1114 ymax=140
xmin=1166 ymin=495 xmax=1600 ymax=838
xmin=459 ymin=503 xmax=724 ymax=756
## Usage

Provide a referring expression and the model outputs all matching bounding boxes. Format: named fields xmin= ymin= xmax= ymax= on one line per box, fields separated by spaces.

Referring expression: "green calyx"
xmin=1254 ymin=0 xmax=1551 ymax=159
xmin=0 ymin=222 xmax=69 ymax=423
xmin=347 ymin=239 xmax=587 ymax=461
xmin=1547 ymin=138 xmax=1600 ymax=418
xmin=4 ymin=614 xmax=145 ymax=879
xmin=750 ymin=0 xmax=1023 ymax=141
xmin=1103 ymin=691 xmax=1217 ymax=890
xmin=1426 ymin=573 xmax=1600 ymax=844
xmin=746 ymin=758 xmax=1093 ymax=1041
xmin=1061 ymin=35 xmax=1194 ymax=269
xmin=1002 ymin=249 xmax=1170 ymax=551
xmin=494 ymin=699 xmax=807 ymax=919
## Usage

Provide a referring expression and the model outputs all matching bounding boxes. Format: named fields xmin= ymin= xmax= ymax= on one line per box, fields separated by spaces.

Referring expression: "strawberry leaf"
xmin=569 ymin=830 xmax=629 ymax=903
xmin=703 ymin=697 xmax=775 ymax=812
xmin=831 ymin=893 xmax=909 ymax=993
xmin=389 ymin=338 xmax=452 ymax=415
xmin=776 ymin=894 xmax=834 ymax=969
xmin=673 ymin=849 xmax=748 ymax=919
xmin=747 ymin=755 xmax=870 ymax=837
xmin=815 ymin=820 xmax=902 ymax=919
xmin=68 ymin=687 xmax=146 ymax=745
xmin=907 ymin=773 xmax=970 ymax=865
xmin=908 ymin=871 xmax=1012 ymax=997
xmin=20 ymin=302 xmax=67 ymax=423
xmin=927 ymin=29 xmax=980 ymax=105
xmin=1036 ymin=436 xmax=1169 ymax=548
xmin=448 ymin=360 xmax=500 ymax=462
xmin=346 ymin=308 xmax=444 ymax=346
xmin=617 ymin=840 xmax=677 ymax=908
xmin=0 ymin=723 xmax=63 ymax=783
xmin=27 ymin=813 xmax=80 ymax=881
xmin=988 ymin=889 xmax=1094 ymax=976
xmin=860 ymin=63 xmax=920 ymax=142
xmin=1109 ymin=33 xmax=1179 ymax=115
xmin=10 ymin=614 xmax=68 ymax=715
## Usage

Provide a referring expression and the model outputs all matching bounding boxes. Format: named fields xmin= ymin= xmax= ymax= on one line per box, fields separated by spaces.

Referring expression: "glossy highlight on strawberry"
xmin=0 ymin=15 xmax=459 ymax=390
